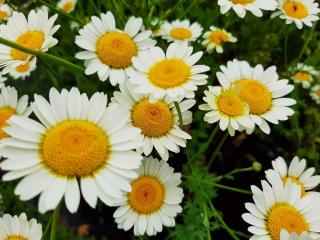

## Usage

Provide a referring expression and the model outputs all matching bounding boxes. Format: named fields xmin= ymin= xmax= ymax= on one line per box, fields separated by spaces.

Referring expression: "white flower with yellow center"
xmin=159 ymin=19 xmax=203 ymax=43
xmin=75 ymin=11 xmax=156 ymax=86
xmin=281 ymin=230 xmax=313 ymax=240
xmin=6 ymin=58 xmax=37 ymax=79
xmin=0 ymin=213 xmax=42 ymax=240
xmin=271 ymin=0 xmax=320 ymax=29
xmin=0 ymin=9 xmax=60 ymax=70
xmin=0 ymin=73 xmax=7 ymax=88
xmin=199 ymin=86 xmax=254 ymax=136
xmin=217 ymin=59 xmax=296 ymax=134
xmin=218 ymin=0 xmax=277 ymax=18
xmin=0 ymin=86 xmax=31 ymax=140
xmin=202 ymin=26 xmax=237 ymax=54
xmin=310 ymin=84 xmax=320 ymax=104
xmin=0 ymin=87 xmax=144 ymax=213
xmin=57 ymin=0 xmax=77 ymax=13
xmin=111 ymin=83 xmax=194 ymax=161
xmin=242 ymin=178 xmax=320 ymax=240
xmin=129 ymin=42 xmax=210 ymax=102
xmin=113 ymin=157 xmax=183 ymax=236
xmin=0 ymin=4 xmax=12 ymax=22
xmin=292 ymin=63 xmax=319 ymax=89
xmin=266 ymin=156 xmax=320 ymax=197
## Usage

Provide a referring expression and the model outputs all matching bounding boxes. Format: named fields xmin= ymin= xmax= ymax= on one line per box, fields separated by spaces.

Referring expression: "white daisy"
xmin=310 ymin=84 xmax=320 ymax=104
xmin=75 ymin=11 xmax=156 ymax=86
xmin=266 ymin=156 xmax=320 ymax=197
xmin=271 ymin=0 xmax=320 ymax=29
xmin=113 ymin=157 xmax=183 ymax=236
xmin=292 ymin=63 xmax=319 ymax=89
xmin=281 ymin=230 xmax=314 ymax=240
xmin=7 ymin=58 xmax=37 ymax=79
xmin=218 ymin=0 xmax=277 ymax=18
xmin=0 ymin=4 xmax=12 ymax=22
xmin=199 ymin=86 xmax=254 ymax=136
xmin=216 ymin=59 xmax=296 ymax=134
xmin=202 ymin=26 xmax=237 ymax=54
xmin=159 ymin=19 xmax=203 ymax=43
xmin=0 ymin=86 xmax=31 ymax=140
xmin=0 ymin=213 xmax=42 ymax=240
xmin=0 ymin=73 xmax=7 ymax=88
xmin=111 ymin=82 xmax=194 ymax=161
xmin=242 ymin=176 xmax=320 ymax=240
xmin=0 ymin=87 xmax=143 ymax=213
xmin=57 ymin=0 xmax=77 ymax=13
xmin=128 ymin=42 xmax=210 ymax=102
xmin=0 ymin=9 xmax=60 ymax=72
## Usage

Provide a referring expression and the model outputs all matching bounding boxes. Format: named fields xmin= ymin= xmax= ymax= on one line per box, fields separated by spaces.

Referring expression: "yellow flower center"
xmin=16 ymin=63 xmax=30 ymax=73
xmin=267 ymin=203 xmax=309 ymax=240
xmin=0 ymin=107 xmax=16 ymax=139
xmin=148 ymin=59 xmax=190 ymax=89
xmin=217 ymin=90 xmax=245 ymax=116
xmin=11 ymin=31 xmax=45 ymax=61
xmin=230 ymin=0 xmax=255 ymax=5
xmin=62 ymin=2 xmax=74 ymax=12
xmin=283 ymin=1 xmax=308 ymax=19
xmin=96 ymin=32 xmax=137 ymax=69
xmin=40 ymin=120 xmax=110 ymax=177
xmin=282 ymin=176 xmax=306 ymax=197
xmin=294 ymin=72 xmax=311 ymax=82
xmin=132 ymin=99 xmax=173 ymax=137
xmin=5 ymin=236 xmax=27 ymax=240
xmin=0 ymin=11 xmax=7 ymax=21
xmin=170 ymin=27 xmax=192 ymax=40
xmin=234 ymin=79 xmax=272 ymax=115
xmin=129 ymin=176 xmax=165 ymax=214
xmin=316 ymin=90 xmax=320 ymax=97
xmin=210 ymin=30 xmax=229 ymax=45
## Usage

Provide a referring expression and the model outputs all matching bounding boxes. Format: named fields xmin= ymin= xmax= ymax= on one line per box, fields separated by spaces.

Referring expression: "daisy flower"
xmin=271 ymin=0 xmax=320 ymax=29
xmin=0 ymin=86 xmax=31 ymax=140
xmin=310 ymin=84 xmax=320 ymax=104
xmin=57 ymin=0 xmax=77 ymax=13
xmin=111 ymin=82 xmax=194 ymax=160
xmin=75 ymin=11 xmax=156 ymax=86
xmin=0 ymin=87 xmax=143 ymax=213
xmin=202 ymin=26 xmax=237 ymax=54
xmin=217 ymin=59 xmax=296 ymax=134
xmin=113 ymin=157 xmax=183 ymax=236
xmin=6 ymin=58 xmax=37 ymax=79
xmin=291 ymin=63 xmax=319 ymax=89
xmin=242 ymin=177 xmax=320 ymax=240
xmin=266 ymin=156 xmax=320 ymax=197
xmin=0 ymin=9 xmax=60 ymax=72
xmin=159 ymin=19 xmax=203 ymax=43
xmin=129 ymin=42 xmax=210 ymax=102
xmin=281 ymin=230 xmax=313 ymax=240
xmin=0 ymin=4 xmax=12 ymax=22
xmin=0 ymin=73 xmax=7 ymax=88
xmin=217 ymin=0 xmax=277 ymax=18
xmin=0 ymin=213 xmax=42 ymax=240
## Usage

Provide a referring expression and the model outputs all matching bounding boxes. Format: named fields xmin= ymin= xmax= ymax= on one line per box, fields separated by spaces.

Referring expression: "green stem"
xmin=295 ymin=22 xmax=317 ymax=64
xmin=49 ymin=202 xmax=62 ymax=240
xmin=221 ymin=167 xmax=254 ymax=179
xmin=0 ymin=37 xmax=84 ymax=73
xmin=202 ymin=203 xmax=212 ymax=240
xmin=284 ymin=31 xmax=289 ymax=70
xmin=42 ymin=214 xmax=53 ymax=239
xmin=174 ymin=101 xmax=184 ymax=129
xmin=208 ymin=132 xmax=228 ymax=168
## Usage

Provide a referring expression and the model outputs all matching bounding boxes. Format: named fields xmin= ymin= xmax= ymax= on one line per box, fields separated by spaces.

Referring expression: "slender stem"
xmin=39 ymin=56 xmax=61 ymax=87
xmin=284 ymin=32 xmax=289 ymax=70
xmin=50 ymin=202 xmax=62 ymax=240
xmin=0 ymin=37 xmax=84 ymax=73
xmin=42 ymin=214 xmax=53 ymax=239
xmin=208 ymin=132 xmax=228 ymax=168
xmin=296 ymin=22 xmax=317 ymax=64
xmin=174 ymin=101 xmax=184 ymax=129
xmin=202 ymin=203 xmax=212 ymax=240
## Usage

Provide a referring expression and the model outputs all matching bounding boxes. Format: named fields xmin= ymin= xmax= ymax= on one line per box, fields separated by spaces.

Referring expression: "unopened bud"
xmin=252 ymin=162 xmax=262 ymax=172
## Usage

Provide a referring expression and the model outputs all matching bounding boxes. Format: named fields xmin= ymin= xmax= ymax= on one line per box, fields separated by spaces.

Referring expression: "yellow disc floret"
xmin=210 ymin=30 xmax=229 ymax=45
xmin=282 ymin=176 xmax=306 ymax=197
xmin=96 ymin=32 xmax=137 ymax=69
xmin=16 ymin=63 xmax=30 ymax=73
xmin=267 ymin=203 xmax=309 ymax=240
xmin=294 ymin=72 xmax=311 ymax=82
xmin=148 ymin=59 xmax=190 ymax=89
xmin=62 ymin=2 xmax=74 ymax=12
xmin=0 ymin=11 xmax=7 ymax=21
xmin=132 ymin=99 xmax=173 ymax=137
xmin=283 ymin=1 xmax=308 ymax=19
xmin=217 ymin=90 xmax=245 ymax=117
xmin=41 ymin=120 xmax=110 ymax=177
xmin=230 ymin=0 xmax=255 ymax=4
xmin=170 ymin=27 xmax=192 ymax=40
xmin=0 ymin=107 xmax=16 ymax=139
xmin=11 ymin=31 xmax=45 ymax=61
xmin=234 ymin=79 xmax=272 ymax=115
xmin=5 ymin=237 xmax=27 ymax=240
xmin=129 ymin=176 xmax=165 ymax=214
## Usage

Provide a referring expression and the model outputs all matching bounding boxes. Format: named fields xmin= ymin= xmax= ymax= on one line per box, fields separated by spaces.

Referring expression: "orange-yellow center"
xmin=16 ymin=63 xmax=30 ymax=73
xmin=234 ymin=79 xmax=272 ymax=115
xmin=148 ymin=59 xmax=190 ymax=89
xmin=230 ymin=0 xmax=255 ymax=4
xmin=170 ymin=27 xmax=192 ymax=40
xmin=316 ymin=90 xmax=320 ymax=97
xmin=294 ymin=72 xmax=311 ymax=82
xmin=217 ymin=90 xmax=245 ymax=116
xmin=282 ymin=176 xmax=306 ymax=197
xmin=0 ymin=107 xmax=16 ymax=139
xmin=41 ymin=120 xmax=110 ymax=177
xmin=132 ymin=99 xmax=173 ymax=137
xmin=283 ymin=1 xmax=308 ymax=19
xmin=96 ymin=32 xmax=137 ymax=69
xmin=267 ymin=203 xmax=309 ymax=240
xmin=210 ymin=30 xmax=229 ymax=45
xmin=5 ymin=236 xmax=27 ymax=240
xmin=0 ymin=11 xmax=7 ymax=21
xmin=62 ymin=2 xmax=74 ymax=12
xmin=129 ymin=176 xmax=165 ymax=214
xmin=11 ymin=31 xmax=45 ymax=61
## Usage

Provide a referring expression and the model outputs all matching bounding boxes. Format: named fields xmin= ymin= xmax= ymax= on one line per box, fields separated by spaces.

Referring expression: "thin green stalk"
xmin=42 ymin=214 xmax=54 ymax=239
xmin=202 ymin=203 xmax=212 ymax=240
xmin=0 ymin=37 xmax=84 ymax=73
xmin=284 ymin=32 xmax=289 ymax=70
xmin=295 ymin=22 xmax=317 ymax=64
xmin=39 ymin=56 xmax=61 ymax=87
xmin=208 ymin=132 xmax=228 ymax=167
xmin=50 ymin=202 xmax=62 ymax=240
xmin=174 ymin=101 xmax=184 ymax=129
xmin=221 ymin=167 xmax=254 ymax=179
